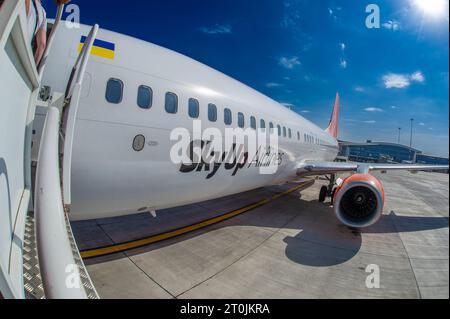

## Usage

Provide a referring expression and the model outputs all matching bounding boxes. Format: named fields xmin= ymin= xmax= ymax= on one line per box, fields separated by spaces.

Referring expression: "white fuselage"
xmin=42 ymin=24 xmax=338 ymax=220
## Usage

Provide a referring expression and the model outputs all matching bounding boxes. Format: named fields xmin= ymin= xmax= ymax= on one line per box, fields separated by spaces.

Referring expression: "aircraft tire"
xmin=319 ymin=186 xmax=328 ymax=203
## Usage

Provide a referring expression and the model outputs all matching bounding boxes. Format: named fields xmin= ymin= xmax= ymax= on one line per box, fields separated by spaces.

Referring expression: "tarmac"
xmin=71 ymin=170 xmax=449 ymax=299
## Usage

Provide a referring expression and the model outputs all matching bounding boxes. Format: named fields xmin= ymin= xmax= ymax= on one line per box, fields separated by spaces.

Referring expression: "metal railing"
xmin=62 ymin=24 xmax=98 ymax=207
xmin=34 ymin=8 xmax=100 ymax=299
xmin=65 ymin=24 xmax=99 ymax=100
xmin=35 ymin=107 xmax=93 ymax=299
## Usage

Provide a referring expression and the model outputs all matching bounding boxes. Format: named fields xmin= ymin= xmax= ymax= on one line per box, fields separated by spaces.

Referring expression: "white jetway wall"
xmin=0 ymin=0 xmax=40 ymax=298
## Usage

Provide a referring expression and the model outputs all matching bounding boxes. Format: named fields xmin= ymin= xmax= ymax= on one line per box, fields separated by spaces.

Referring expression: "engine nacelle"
xmin=333 ymin=174 xmax=385 ymax=228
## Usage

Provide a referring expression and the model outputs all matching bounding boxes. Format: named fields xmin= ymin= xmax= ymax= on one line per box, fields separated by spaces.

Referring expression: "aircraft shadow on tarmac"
xmin=282 ymin=202 xmax=449 ymax=267
xmin=82 ymin=193 xmax=449 ymax=269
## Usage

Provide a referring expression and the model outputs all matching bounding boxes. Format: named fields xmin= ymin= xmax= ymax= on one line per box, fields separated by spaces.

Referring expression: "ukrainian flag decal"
xmin=79 ymin=36 xmax=115 ymax=60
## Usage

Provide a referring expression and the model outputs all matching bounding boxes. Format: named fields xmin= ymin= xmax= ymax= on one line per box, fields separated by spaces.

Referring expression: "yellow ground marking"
xmin=80 ymin=180 xmax=314 ymax=259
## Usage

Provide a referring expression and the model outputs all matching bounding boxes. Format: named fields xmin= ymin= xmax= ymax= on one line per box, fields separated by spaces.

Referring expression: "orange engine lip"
xmin=333 ymin=173 xmax=386 ymax=228
xmin=334 ymin=173 xmax=385 ymax=203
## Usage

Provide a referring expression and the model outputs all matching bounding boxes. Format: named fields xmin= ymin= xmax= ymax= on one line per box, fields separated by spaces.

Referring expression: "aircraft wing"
xmin=297 ymin=162 xmax=449 ymax=176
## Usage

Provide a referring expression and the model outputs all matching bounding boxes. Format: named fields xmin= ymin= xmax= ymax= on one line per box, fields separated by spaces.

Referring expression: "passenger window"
xmin=105 ymin=78 xmax=123 ymax=104
xmin=288 ymin=129 xmax=292 ymax=139
xmin=297 ymin=132 xmax=300 ymax=140
xmin=277 ymin=125 xmax=281 ymax=136
xmin=188 ymin=98 xmax=199 ymax=118
xmin=208 ymin=104 xmax=217 ymax=122
xmin=238 ymin=112 xmax=245 ymax=128
xmin=250 ymin=116 xmax=256 ymax=130
xmin=224 ymin=108 xmax=232 ymax=125
xmin=283 ymin=127 xmax=287 ymax=137
xmin=137 ymin=85 xmax=152 ymax=109
xmin=165 ymin=92 xmax=178 ymax=114
xmin=270 ymin=123 xmax=274 ymax=133
xmin=260 ymin=120 xmax=266 ymax=130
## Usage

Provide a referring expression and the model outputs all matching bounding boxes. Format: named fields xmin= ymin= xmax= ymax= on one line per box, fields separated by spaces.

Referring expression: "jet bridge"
xmin=0 ymin=0 xmax=98 ymax=299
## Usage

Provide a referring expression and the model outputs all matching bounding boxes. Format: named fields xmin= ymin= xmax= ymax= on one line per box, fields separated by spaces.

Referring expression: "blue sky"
xmin=45 ymin=0 xmax=449 ymax=157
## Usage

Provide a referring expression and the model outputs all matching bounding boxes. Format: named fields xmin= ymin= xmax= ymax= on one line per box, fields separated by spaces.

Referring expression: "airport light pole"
xmin=398 ymin=127 xmax=401 ymax=144
xmin=409 ymin=118 xmax=414 ymax=148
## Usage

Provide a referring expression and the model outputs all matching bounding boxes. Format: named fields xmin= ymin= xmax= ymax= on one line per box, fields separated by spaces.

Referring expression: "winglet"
xmin=325 ymin=93 xmax=340 ymax=138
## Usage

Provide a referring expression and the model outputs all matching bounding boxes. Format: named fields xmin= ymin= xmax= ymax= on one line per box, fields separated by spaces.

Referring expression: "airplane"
xmin=32 ymin=22 xmax=448 ymax=229
xmin=1 ymin=1 xmax=448 ymax=299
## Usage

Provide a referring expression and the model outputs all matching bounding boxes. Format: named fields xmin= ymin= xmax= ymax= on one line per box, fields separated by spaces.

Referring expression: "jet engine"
xmin=333 ymin=174 xmax=385 ymax=228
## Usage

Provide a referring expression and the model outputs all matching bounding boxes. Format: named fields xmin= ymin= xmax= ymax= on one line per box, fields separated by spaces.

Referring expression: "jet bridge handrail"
xmin=37 ymin=4 xmax=65 ymax=77
xmin=35 ymin=107 xmax=89 ymax=299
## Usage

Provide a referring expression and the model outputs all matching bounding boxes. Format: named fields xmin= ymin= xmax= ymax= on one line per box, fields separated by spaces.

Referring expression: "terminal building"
xmin=416 ymin=154 xmax=450 ymax=166
xmin=338 ymin=140 xmax=449 ymax=165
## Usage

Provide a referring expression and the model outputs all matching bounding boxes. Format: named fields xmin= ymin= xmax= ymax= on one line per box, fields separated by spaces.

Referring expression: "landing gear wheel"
xmin=319 ymin=186 xmax=328 ymax=203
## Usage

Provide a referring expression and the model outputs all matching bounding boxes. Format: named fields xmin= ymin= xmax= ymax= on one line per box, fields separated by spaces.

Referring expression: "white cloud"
xmin=365 ymin=107 xmax=384 ymax=112
xmin=266 ymin=82 xmax=282 ymax=88
xmin=391 ymin=105 xmax=398 ymax=109
xmin=279 ymin=56 xmax=301 ymax=69
xmin=354 ymin=86 xmax=365 ymax=92
xmin=382 ymin=20 xmax=401 ymax=31
xmin=199 ymin=24 xmax=232 ymax=35
xmin=382 ymin=71 xmax=426 ymax=89
xmin=281 ymin=12 xmax=301 ymax=29
xmin=410 ymin=71 xmax=425 ymax=83
xmin=339 ymin=42 xmax=347 ymax=69
xmin=383 ymin=73 xmax=410 ymax=88
xmin=281 ymin=102 xmax=295 ymax=108
xmin=280 ymin=0 xmax=301 ymax=29
xmin=419 ymin=122 xmax=426 ymax=126
xmin=300 ymin=110 xmax=311 ymax=113
xmin=363 ymin=120 xmax=376 ymax=124
xmin=328 ymin=6 xmax=341 ymax=20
